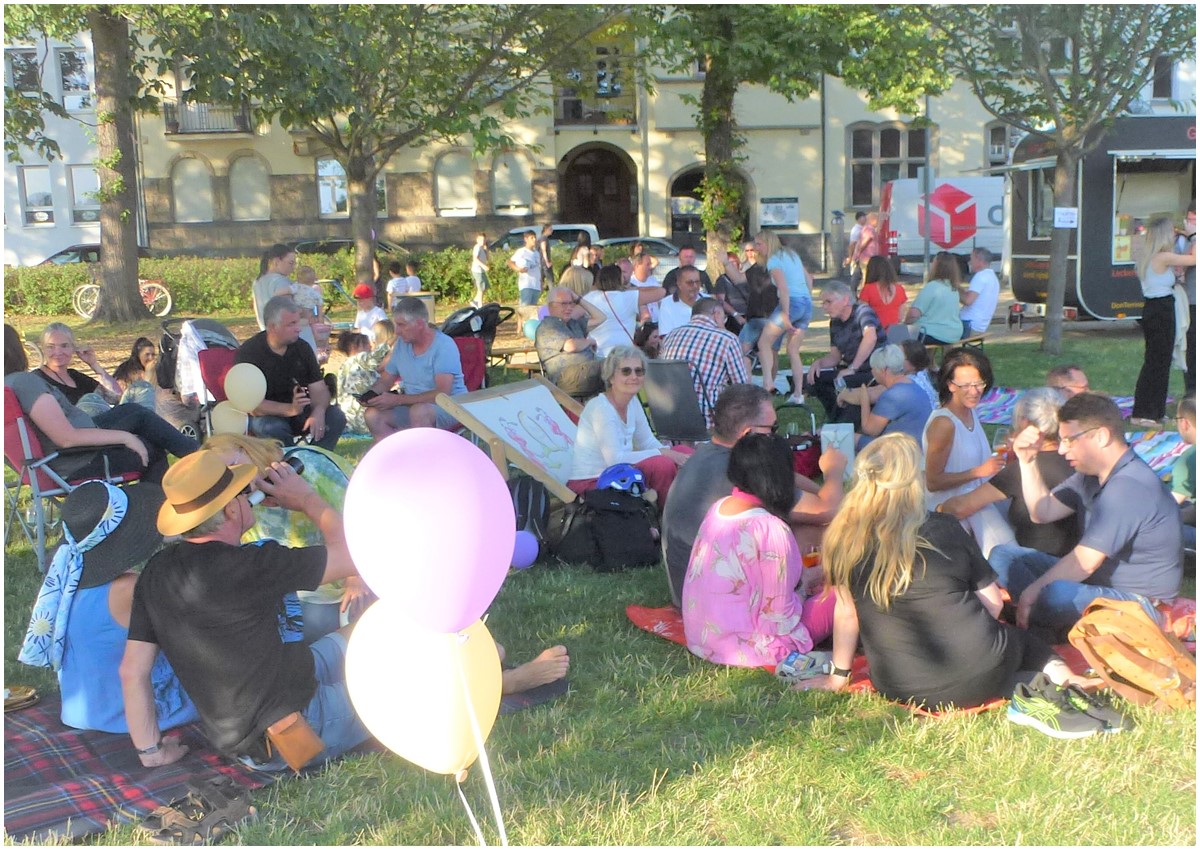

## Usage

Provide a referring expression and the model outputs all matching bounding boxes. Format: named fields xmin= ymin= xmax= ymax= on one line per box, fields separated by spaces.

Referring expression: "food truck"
xmin=1006 ymin=115 xmax=1196 ymax=320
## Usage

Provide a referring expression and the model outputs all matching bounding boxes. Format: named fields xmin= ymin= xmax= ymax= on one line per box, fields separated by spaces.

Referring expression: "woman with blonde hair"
xmin=797 ymin=434 xmax=1088 ymax=709
xmin=905 ymin=252 xmax=963 ymax=345
xmin=558 ymin=264 xmax=594 ymax=299
xmin=1131 ymin=216 xmax=1195 ymax=426
xmin=753 ymin=230 xmax=811 ymax=401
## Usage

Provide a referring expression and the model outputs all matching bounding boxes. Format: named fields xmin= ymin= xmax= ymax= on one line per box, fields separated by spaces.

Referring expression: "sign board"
xmin=1054 ymin=207 xmax=1079 ymax=228
xmin=760 ymin=197 xmax=799 ymax=228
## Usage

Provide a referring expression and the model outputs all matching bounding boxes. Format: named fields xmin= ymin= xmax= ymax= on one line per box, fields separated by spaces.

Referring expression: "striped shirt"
xmin=659 ymin=316 xmax=749 ymax=429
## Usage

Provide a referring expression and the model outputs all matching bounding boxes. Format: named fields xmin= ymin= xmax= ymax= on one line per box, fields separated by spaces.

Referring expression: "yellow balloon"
xmin=210 ymin=401 xmax=249 ymax=435
xmin=345 ymin=601 xmax=502 ymax=775
xmin=223 ymin=363 xmax=267 ymax=413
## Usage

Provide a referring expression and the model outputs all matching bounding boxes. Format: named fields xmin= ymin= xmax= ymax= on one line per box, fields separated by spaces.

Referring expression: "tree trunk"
xmin=346 ymin=150 xmax=379 ymax=296
xmin=1041 ymin=147 xmax=1080 ymax=354
xmin=88 ymin=7 xmax=147 ymax=324
xmin=699 ymin=13 xmax=740 ymax=273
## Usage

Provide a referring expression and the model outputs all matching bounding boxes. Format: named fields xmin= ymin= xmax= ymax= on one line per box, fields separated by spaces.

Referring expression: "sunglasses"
xmin=617 ymin=366 xmax=646 ymax=377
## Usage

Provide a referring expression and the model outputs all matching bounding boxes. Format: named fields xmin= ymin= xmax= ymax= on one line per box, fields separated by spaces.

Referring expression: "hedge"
xmin=2 ymin=245 xmax=570 ymax=317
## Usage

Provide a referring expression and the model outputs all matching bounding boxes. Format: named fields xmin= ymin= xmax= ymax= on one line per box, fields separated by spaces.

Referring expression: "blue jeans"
xmin=248 ymin=405 xmax=346 ymax=451
xmin=766 ymin=296 xmax=813 ymax=331
xmin=739 ymin=317 xmax=783 ymax=352
xmin=519 ymin=288 xmax=540 ymax=306
xmin=994 ymin=546 xmax=1164 ymax=634
xmin=240 ymin=631 xmax=370 ymax=771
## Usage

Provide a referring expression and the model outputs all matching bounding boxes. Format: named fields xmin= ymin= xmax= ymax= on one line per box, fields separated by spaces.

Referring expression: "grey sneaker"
xmin=1007 ymin=674 xmax=1105 ymax=739
xmin=1061 ymin=684 xmax=1135 ymax=733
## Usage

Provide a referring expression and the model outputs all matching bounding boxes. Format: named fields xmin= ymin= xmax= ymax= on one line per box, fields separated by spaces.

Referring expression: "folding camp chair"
xmin=197 ymin=347 xmax=239 ymax=435
xmin=452 ymin=336 xmax=487 ymax=392
xmin=441 ymin=302 xmax=516 ymax=367
xmin=3 ymin=387 xmax=142 ymax=572
xmin=642 ymin=359 xmax=710 ymax=444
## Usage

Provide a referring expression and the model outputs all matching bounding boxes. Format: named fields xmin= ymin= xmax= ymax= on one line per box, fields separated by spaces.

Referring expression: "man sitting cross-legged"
xmin=998 ymin=392 xmax=1182 ymax=639
xmin=363 ymin=296 xmax=467 ymax=440
xmin=660 ymin=383 xmax=846 ymax=608
xmin=236 ymin=295 xmax=347 ymax=451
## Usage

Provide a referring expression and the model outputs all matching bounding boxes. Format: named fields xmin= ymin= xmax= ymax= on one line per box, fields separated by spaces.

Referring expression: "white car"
xmin=593 ymin=237 xmax=707 ymax=277
xmin=489 ymin=224 xmax=600 ymax=252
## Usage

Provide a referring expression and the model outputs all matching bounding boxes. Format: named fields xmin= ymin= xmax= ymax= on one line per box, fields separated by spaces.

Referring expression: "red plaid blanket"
xmin=4 ymin=698 xmax=276 ymax=843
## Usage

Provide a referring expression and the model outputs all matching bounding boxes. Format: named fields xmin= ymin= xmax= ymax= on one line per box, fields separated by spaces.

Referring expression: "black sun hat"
xmin=62 ymin=481 xmax=166 ymax=589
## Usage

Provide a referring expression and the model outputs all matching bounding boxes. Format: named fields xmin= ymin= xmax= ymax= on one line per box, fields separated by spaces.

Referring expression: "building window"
xmin=1030 ymin=167 xmax=1055 ymax=240
xmin=492 ymin=151 xmax=531 ymax=215
xmin=555 ymin=40 xmax=636 ymax=126
xmin=20 ymin=165 xmax=54 ymax=224
xmin=6 ymin=49 xmax=39 ymax=96
xmin=56 ymin=48 xmax=92 ymax=111
xmin=229 ymin=156 xmax=270 ymax=221
xmin=435 ymin=152 xmax=477 ymax=217
xmin=848 ymin=123 xmax=929 ymax=208
xmin=171 ymin=158 xmax=214 ymax=223
xmin=68 ymin=165 xmax=100 ymax=223
xmin=1152 ymin=57 xmax=1173 ymax=100
xmin=316 ymin=157 xmax=385 ymax=218
xmin=985 ymin=122 xmax=1010 ymax=166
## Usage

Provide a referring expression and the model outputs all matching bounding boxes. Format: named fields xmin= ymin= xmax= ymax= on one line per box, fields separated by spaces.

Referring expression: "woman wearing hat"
xmin=18 ymin=482 xmax=197 ymax=733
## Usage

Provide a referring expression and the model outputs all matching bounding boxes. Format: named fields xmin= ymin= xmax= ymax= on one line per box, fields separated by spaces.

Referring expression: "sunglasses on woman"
xmin=618 ymin=366 xmax=646 ymax=377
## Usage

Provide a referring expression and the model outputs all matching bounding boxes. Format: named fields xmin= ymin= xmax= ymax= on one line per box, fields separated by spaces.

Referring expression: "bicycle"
xmin=72 ymin=279 xmax=172 ymax=320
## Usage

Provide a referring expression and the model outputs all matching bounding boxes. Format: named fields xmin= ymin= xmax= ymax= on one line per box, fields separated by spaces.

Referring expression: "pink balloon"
xmin=511 ymin=530 xmax=538 ymax=569
xmin=343 ymin=429 xmax=516 ymax=631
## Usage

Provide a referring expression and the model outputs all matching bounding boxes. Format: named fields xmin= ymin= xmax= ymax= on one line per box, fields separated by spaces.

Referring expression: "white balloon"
xmin=210 ymin=400 xmax=248 ymax=435
xmin=223 ymin=363 xmax=267 ymax=413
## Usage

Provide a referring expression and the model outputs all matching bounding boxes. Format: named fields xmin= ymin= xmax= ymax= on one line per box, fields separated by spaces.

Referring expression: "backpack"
xmin=1067 ymin=597 xmax=1197 ymax=711
xmin=552 ymin=488 xmax=659 ymax=572
xmin=507 ymin=475 xmax=550 ymax=544
xmin=154 ymin=329 xmax=178 ymax=390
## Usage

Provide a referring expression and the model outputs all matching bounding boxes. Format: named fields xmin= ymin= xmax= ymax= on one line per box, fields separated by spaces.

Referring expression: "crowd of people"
xmin=8 ymin=215 xmax=1196 ymax=777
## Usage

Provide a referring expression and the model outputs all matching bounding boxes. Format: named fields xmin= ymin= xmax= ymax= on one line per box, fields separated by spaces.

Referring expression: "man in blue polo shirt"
xmin=1000 ymin=393 xmax=1182 ymax=638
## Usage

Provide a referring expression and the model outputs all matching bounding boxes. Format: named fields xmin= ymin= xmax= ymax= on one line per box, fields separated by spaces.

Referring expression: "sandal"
xmin=138 ymin=776 xmax=257 ymax=845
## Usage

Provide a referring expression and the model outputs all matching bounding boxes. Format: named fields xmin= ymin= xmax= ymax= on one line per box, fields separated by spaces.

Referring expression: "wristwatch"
xmin=138 ymin=739 xmax=163 ymax=755
xmin=829 ymin=665 xmax=853 ymax=679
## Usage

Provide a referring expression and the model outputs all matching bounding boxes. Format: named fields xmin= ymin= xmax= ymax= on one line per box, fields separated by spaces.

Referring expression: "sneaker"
xmin=1007 ymin=674 xmax=1105 ymax=739
xmin=1061 ymin=684 xmax=1135 ymax=733
xmin=786 ymin=393 xmax=806 ymax=406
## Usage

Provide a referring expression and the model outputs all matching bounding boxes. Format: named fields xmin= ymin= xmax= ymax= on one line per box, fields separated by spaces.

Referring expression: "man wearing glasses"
xmin=534 ymin=286 xmax=605 ymax=398
xmin=999 ymin=393 xmax=1182 ymax=639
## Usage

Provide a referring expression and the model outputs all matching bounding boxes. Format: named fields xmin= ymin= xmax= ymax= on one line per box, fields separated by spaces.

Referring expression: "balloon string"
xmin=457 ymin=638 xmax=509 ymax=847
xmin=456 ymin=775 xmax=487 ymax=847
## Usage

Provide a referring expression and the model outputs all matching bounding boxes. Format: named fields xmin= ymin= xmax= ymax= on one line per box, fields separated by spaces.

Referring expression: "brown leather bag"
xmin=265 ymin=712 xmax=324 ymax=772
xmin=1068 ymin=598 xmax=1197 ymax=711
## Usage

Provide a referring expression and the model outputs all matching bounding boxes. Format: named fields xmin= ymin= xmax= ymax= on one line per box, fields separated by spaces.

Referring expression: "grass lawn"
xmin=3 ymin=314 xmax=1195 ymax=845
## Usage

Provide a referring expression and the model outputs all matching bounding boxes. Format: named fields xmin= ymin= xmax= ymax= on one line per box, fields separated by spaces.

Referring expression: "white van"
xmin=878 ymin=177 xmax=1005 ymax=275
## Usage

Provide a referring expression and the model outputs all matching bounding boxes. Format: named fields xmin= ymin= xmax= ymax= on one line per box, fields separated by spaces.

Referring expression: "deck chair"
xmin=452 ymin=336 xmax=487 ymax=392
xmin=642 ymin=359 xmax=710 ymax=444
xmin=436 ymin=378 xmax=583 ymax=503
xmin=3 ymin=387 xmax=142 ymax=572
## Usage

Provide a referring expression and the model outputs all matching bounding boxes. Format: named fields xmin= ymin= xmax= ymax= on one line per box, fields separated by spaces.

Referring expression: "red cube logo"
xmin=918 ymin=184 xmax=977 ymax=249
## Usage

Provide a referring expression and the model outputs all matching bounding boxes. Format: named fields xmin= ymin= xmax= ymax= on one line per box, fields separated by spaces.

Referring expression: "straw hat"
xmin=64 ymin=482 xmax=166 ymax=589
xmin=157 ymin=452 xmax=257 ymax=537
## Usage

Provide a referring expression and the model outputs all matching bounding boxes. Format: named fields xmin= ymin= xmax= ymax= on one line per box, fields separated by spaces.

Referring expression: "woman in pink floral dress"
xmin=682 ymin=433 xmax=835 ymax=667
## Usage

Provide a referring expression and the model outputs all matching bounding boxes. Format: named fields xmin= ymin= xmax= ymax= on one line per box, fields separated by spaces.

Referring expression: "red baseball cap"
xmin=352 ymin=284 xmax=375 ymax=299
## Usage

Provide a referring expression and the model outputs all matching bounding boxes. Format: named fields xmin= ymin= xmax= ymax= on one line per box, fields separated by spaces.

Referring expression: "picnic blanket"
xmin=4 ymin=698 xmax=276 ymax=843
xmin=975 ymin=387 xmax=1139 ymax=425
xmin=1127 ymin=429 xmax=1190 ymax=479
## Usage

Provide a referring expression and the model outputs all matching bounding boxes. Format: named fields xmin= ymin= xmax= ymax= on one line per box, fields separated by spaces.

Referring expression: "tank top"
xmin=59 ymin=584 xmax=198 ymax=734
xmin=1140 ymin=263 xmax=1177 ymax=300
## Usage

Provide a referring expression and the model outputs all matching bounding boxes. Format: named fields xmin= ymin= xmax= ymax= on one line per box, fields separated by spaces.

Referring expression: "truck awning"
xmin=1109 ymin=149 xmax=1196 ymax=160
xmin=971 ymin=156 xmax=1057 ymax=175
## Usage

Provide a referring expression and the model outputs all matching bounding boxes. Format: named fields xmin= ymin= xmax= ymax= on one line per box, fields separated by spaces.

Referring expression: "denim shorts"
xmin=767 ymin=296 xmax=812 ymax=331
xmin=519 ymin=288 xmax=540 ymax=306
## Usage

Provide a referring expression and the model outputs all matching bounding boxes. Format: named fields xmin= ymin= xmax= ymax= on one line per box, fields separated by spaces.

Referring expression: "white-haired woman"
xmin=567 ymin=346 xmax=691 ymax=507
xmin=796 ymin=434 xmax=1091 ymax=709
xmin=942 ymin=386 xmax=1083 ymax=586
xmin=1131 ymin=216 xmax=1195 ymax=426
xmin=842 ymin=344 xmax=933 ymax=450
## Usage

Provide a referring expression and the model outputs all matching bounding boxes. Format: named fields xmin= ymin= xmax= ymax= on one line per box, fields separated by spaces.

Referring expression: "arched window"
xmin=436 ymin=151 xmax=477 ymax=217
xmin=316 ymin=156 xmax=386 ymax=218
xmin=847 ymin=122 xmax=931 ymax=209
xmin=171 ymin=158 xmax=214 ymax=223
xmin=492 ymin=151 xmax=531 ymax=215
xmin=229 ymin=156 xmax=270 ymax=221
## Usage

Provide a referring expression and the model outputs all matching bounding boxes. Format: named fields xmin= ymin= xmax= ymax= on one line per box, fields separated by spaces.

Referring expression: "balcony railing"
xmin=554 ymin=89 xmax=637 ymax=127
xmin=163 ymin=98 xmax=252 ymax=134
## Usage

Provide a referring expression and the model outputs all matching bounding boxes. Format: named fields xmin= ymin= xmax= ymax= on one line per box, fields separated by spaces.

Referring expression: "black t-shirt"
xmin=744 ymin=264 xmax=778 ymax=318
xmin=829 ymin=303 xmax=883 ymax=369
xmin=34 ymin=367 xmax=99 ymax=405
xmin=661 ymin=442 xmax=733 ymax=607
xmin=848 ymin=512 xmax=1041 ymax=707
xmin=235 ymin=331 xmax=322 ymax=405
xmin=988 ymin=449 xmax=1081 ymax=556
xmin=128 ymin=540 xmax=326 ymax=754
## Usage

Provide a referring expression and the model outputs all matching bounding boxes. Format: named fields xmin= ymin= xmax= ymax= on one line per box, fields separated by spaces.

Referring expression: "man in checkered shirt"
xmin=659 ymin=296 xmax=751 ymax=430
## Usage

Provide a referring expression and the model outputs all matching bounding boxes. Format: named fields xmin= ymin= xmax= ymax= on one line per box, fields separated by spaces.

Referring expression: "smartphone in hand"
xmin=355 ymin=389 xmax=380 ymax=404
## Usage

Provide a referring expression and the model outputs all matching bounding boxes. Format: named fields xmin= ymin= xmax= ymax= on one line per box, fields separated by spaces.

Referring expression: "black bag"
xmin=508 ymin=475 xmax=550 ymax=544
xmin=552 ymin=488 xmax=659 ymax=572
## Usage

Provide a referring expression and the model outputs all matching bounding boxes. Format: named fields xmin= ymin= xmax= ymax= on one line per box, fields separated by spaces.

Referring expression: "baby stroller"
xmin=155 ymin=318 xmax=240 ymax=438
xmin=440 ymin=302 xmax=515 ymax=368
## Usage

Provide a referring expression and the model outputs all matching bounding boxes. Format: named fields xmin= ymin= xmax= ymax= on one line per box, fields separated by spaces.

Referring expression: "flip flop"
xmin=4 ymin=686 xmax=39 ymax=712
xmin=138 ymin=776 xmax=257 ymax=845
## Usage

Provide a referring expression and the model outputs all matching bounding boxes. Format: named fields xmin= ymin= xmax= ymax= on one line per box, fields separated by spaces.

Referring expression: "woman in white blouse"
xmin=567 ymin=346 xmax=690 ymax=507
xmin=582 ymin=265 xmax=666 ymax=357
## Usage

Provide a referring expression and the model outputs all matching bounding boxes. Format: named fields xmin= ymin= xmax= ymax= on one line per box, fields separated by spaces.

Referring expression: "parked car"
xmin=488 ymin=224 xmax=600 ymax=253
xmin=286 ymin=237 xmax=408 ymax=257
xmin=37 ymin=243 xmax=153 ymax=265
xmin=593 ymin=236 xmax=706 ymax=275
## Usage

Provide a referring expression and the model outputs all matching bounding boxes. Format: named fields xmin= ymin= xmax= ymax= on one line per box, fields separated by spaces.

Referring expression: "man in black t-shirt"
xmin=235 ymin=295 xmax=346 ymax=450
xmin=121 ymin=451 xmax=369 ymax=770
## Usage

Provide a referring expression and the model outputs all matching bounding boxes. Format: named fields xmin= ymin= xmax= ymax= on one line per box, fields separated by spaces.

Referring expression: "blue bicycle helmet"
xmin=596 ymin=463 xmax=645 ymax=497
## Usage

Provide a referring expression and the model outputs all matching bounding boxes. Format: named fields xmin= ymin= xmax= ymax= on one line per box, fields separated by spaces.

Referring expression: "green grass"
xmin=4 ymin=318 xmax=1195 ymax=845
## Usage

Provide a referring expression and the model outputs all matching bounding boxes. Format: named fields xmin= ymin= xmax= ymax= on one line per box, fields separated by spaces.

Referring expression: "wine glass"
xmin=992 ymin=427 xmax=1011 ymax=460
xmin=802 ymin=545 xmax=821 ymax=569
